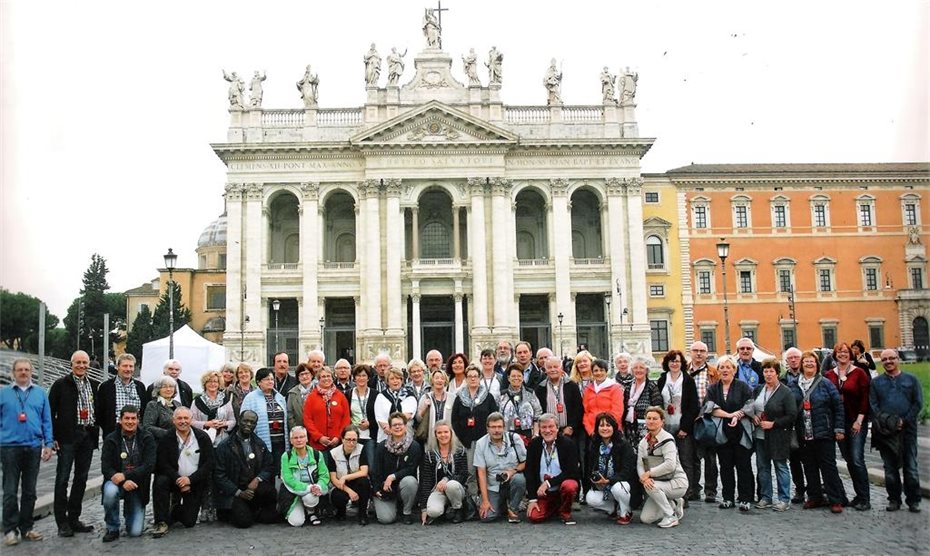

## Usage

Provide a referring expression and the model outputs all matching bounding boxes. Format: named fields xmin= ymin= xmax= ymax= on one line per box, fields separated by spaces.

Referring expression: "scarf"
xmin=385 ymin=430 xmax=413 ymax=455
xmin=646 ymin=431 xmax=659 ymax=452
xmin=316 ymin=383 xmax=337 ymax=404
xmin=798 ymin=374 xmax=815 ymax=393
xmin=546 ymin=377 xmax=568 ymax=427
xmin=593 ymin=377 xmax=618 ymax=394
xmin=456 ymin=383 xmax=489 ymax=408
xmin=382 ymin=388 xmax=408 ymax=413
xmin=203 ymin=390 xmax=226 ymax=410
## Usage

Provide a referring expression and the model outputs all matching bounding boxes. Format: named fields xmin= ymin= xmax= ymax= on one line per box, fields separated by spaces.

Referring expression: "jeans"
xmin=838 ymin=421 xmax=870 ymax=503
xmin=879 ymin=427 xmax=921 ymax=507
xmin=481 ymin=473 xmax=527 ymax=522
xmin=54 ymin=427 xmax=95 ymax=527
xmin=754 ymin=438 xmax=790 ymax=503
xmin=1 ymin=446 xmax=41 ymax=535
xmin=424 ymin=480 xmax=466 ymax=518
xmin=585 ymin=481 xmax=632 ymax=516
xmin=101 ymin=481 xmax=144 ymax=536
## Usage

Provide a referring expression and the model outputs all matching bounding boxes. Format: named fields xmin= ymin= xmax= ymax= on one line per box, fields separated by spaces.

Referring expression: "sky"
xmin=1 ymin=0 xmax=928 ymax=320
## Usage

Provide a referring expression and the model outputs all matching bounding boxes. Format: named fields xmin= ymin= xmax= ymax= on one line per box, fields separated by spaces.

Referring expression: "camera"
xmin=495 ymin=472 xmax=510 ymax=483
xmin=590 ymin=472 xmax=604 ymax=483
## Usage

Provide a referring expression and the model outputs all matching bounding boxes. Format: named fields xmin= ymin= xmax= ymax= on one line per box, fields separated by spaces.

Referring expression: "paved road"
xmin=9 ymin=475 xmax=927 ymax=556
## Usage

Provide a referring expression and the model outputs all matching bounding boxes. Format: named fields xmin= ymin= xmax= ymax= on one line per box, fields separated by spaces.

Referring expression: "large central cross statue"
xmin=434 ymin=1 xmax=449 ymax=48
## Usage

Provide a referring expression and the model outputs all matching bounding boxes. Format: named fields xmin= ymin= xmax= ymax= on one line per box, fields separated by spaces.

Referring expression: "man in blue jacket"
xmin=1 ymin=359 xmax=54 ymax=546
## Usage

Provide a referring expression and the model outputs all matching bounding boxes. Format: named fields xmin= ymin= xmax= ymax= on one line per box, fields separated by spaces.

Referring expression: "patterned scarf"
xmin=316 ymin=383 xmax=337 ymax=404
xmin=385 ymin=430 xmax=413 ymax=455
xmin=203 ymin=390 xmax=226 ymax=410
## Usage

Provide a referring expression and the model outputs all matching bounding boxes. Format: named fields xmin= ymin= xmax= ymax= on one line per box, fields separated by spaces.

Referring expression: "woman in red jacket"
xmin=824 ymin=342 xmax=871 ymax=510
xmin=304 ymin=368 xmax=351 ymax=451
xmin=583 ymin=359 xmax=625 ymax=437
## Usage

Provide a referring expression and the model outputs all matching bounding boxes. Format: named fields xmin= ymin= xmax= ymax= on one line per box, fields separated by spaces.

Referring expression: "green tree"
xmin=64 ymin=253 xmax=118 ymax=351
xmin=125 ymin=304 xmax=154 ymax=361
xmin=151 ymin=281 xmax=192 ymax=338
xmin=0 ymin=288 xmax=59 ymax=351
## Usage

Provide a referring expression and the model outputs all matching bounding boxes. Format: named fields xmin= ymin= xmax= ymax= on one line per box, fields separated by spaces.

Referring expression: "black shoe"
xmin=853 ymin=501 xmax=871 ymax=511
xmin=908 ymin=504 xmax=921 ymax=513
xmin=451 ymin=508 xmax=464 ymax=524
xmin=886 ymin=501 xmax=901 ymax=512
xmin=57 ymin=525 xmax=74 ymax=538
xmin=102 ymin=530 xmax=119 ymax=543
xmin=70 ymin=521 xmax=94 ymax=533
xmin=704 ymin=496 xmax=716 ymax=504
xmin=333 ymin=511 xmax=346 ymax=521
xmin=687 ymin=492 xmax=701 ymax=502
xmin=791 ymin=495 xmax=805 ymax=504
xmin=402 ymin=513 xmax=415 ymax=525
xmin=358 ymin=515 xmax=369 ymax=526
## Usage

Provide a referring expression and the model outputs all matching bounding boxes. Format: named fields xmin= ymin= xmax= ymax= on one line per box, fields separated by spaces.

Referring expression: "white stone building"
xmin=215 ymin=34 xmax=654 ymax=367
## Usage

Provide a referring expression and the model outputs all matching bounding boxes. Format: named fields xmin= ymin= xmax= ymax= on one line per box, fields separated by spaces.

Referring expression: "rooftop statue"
xmin=222 ymin=70 xmax=245 ymax=110
xmin=364 ymin=43 xmax=382 ymax=87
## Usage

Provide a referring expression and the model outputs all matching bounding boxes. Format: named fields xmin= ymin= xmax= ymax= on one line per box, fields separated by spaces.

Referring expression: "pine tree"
xmin=125 ymin=305 xmax=154 ymax=361
xmin=151 ymin=281 xmax=192 ymax=339
xmin=65 ymin=253 xmax=112 ymax=350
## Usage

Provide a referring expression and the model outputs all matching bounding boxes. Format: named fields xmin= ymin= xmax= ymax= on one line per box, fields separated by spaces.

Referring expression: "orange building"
xmin=669 ymin=163 xmax=929 ymax=357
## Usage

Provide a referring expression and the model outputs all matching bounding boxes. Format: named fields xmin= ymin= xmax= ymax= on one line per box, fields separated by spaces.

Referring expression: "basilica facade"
xmin=214 ymin=41 xmax=654 ymax=367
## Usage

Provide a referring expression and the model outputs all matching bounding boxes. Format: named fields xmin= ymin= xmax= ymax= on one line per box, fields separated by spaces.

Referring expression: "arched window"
xmin=418 ymin=189 xmax=453 ymax=259
xmin=646 ymin=235 xmax=665 ymax=270
xmin=570 ymin=189 xmax=602 ymax=259
xmin=324 ymin=191 xmax=356 ymax=262
xmin=268 ymin=192 xmax=299 ymax=264
xmin=515 ymin=188 xmax=548 ymax=259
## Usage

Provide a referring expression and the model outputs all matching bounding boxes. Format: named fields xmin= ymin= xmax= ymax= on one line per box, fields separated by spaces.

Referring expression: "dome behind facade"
xmin=197 ymin=213 xmax=227 ymax=249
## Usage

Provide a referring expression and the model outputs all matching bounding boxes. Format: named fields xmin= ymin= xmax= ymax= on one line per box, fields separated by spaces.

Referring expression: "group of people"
xmin=0 ymin=338 xmax=923 ymax=545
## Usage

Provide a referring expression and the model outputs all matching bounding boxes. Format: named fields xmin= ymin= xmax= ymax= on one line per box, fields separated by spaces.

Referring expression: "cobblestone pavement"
xmin=8 ymin=476 xmax=927 ymax=556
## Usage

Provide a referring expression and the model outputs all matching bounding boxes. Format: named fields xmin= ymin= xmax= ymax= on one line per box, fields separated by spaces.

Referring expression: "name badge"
xmin=467 ymin=417 xmax=475 ymax=427
xmin=331 ymin=401 xmax=338 ymax=406
xmin=271 ymin=421 xmax=281 ymax=431
xmin=802 ymin=400 xmax=811 ymax=411
xmin=18 ymin=412 xmax=27 ymax=423
xmin=248 ymin=453 xmax=256 ymax=460
xmin=667 ymin=405 xmax=676 ymax=416
xmin=120 ymin=452 xmax=128 ymax=460
xmin=556 ymin=403 xmax=564 ymax=413
xmin=513 ymin=418 xmax=522 ymax=428
xmin=79 ymin=408 xmax=89 ymax=420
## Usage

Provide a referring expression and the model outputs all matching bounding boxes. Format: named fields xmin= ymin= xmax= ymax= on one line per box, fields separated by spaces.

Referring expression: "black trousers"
xmin=329 ymin=477 xmax=371 ymax=517
xmin=789 ymin=446 xmax=806 ymax=498
xmin=799 ymin=438 xmax=846 ymax=504
xmin=717 ymin=442 xmax=753 ymax=504
xmin=53 ymin=427 xmax=96 ymax=527
xmin=223 ymin=481 xmax=278 ymax=528
xmin=153 ymin=474 xmax=205 ymax=527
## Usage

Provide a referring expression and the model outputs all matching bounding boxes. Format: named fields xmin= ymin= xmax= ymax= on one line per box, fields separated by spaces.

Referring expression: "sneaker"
xmin=102 ymin=530 xmax=119 ymax=543
xmin=506 ymin=511 xmax=521 ymax=524
xmin=22 ymin=530 xmax=43 ymax=541
xmin=738 ymin=502 xmax=751 ymax=512
xmin=830 ymin=503 xmax=843 ymax=514
xmin=718 ymin=500 xmax=734 ymax=509
xmin=853 ymin=501 xmax=871 ymax=511
xmin=3 ymin=531 xmax=20 ymax=546
xmin=657 ymin=516 xmax=679 ymax=528
xmin=772 ymin=501 xmax=790 ymax=512
xmin=886 ymin=501 xmax=901 ymax=512
xmin=562 ymin=517 xmax=576 ymax=525
xmin=616 ymin=513 xmax=632 ymax=525
xmin=755 ymin=499 xmax=772 ymax=509
xmin=151 ymin=522 xmax=169 ymax=538
xmin=908 ymin=504 xmax=921 ymax=513
xmin=674 ymin=499 xmax=685 ymax=520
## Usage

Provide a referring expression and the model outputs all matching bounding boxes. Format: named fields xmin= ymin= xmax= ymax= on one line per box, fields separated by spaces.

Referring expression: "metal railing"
xmin=0 ymin=350 xmax=107 ymax=389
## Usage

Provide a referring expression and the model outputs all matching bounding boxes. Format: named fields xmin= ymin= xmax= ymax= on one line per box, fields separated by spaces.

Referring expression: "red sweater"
xmin=824 ymin=366 xmax=871 ymax=427
xmin=303 ymin=388 xmax=351 ymax=450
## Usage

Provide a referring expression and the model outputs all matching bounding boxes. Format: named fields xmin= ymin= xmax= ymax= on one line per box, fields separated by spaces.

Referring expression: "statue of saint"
xmin=364 ymin=43 xmax=381 ymax=87
xmin=621 ymin=67 xmax=639 ymax=105
xmin=387 ymin=47 xmax=407 ymax=86
xmin=543 ymin=58 xmax=563 ymax=106
xmin=249 ymin=71 xmax=266 ymax=108
xmin=296 ymin=65 xmax=319 ymax=108
xmin=486 ymin=46 xmax=503 ymax=86
xmin=222 ymin=70 xmax=245 ymax=110
xmin=463 ymin=48 xmax=481 ymax=86
xmin=423 ymin=8 xmax=441 ymax=48
xmin=600 ymin=67 xmax=617 ymax=104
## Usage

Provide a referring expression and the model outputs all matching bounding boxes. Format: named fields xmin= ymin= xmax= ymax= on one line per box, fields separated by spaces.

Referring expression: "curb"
xmin=33 ymin=476 xmax=104 ymax=520
xmin=836 ymin=463 xmax=930 ymax=500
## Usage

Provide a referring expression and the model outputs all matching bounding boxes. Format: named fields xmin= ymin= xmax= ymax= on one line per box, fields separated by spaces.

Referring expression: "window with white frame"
xmin=814 ymin=257 xmax=836 ymax=293
xmin=691 ymin=197 xmax=710 ymax=230
xmin=700 ymin=329 xmax=717 ymax=353
xmin=740 ymin=325 xmax=758 ymax=342
xmin=859 ymin=256 xmax=882 ymax=292
xmin=781 ymin=327 xmax=796 ymax=351
xmin=734 ymin=258 xmax=758 ymax=294
xmin=646 ymin=235 xmax=665 ymax=270
xmin=770 ymin=195 xmax=790 ymax=229
xmin=697 ymin=270 xmax=712 ymax=294
xmin=739 ymin=271 xmax=753 ymax=293
xmin=809 ymin=195 xmax=831 ymax=228
xmin=773 ymin=258 xmax=796 ymax=294
xmin=901 ymin=194 xmax=921 ymax=226
xmin=649 ymin=284 xmax=665 ymax=297
xmin=206 ymin=285 xmax=227 ymax=310
xmin=909 ymin=263 xmax=926 ymax=289
xmin=856 ymin=195 xmax=876 ymax=228
xmin=731 ymin=195 xmax=752 ymax=229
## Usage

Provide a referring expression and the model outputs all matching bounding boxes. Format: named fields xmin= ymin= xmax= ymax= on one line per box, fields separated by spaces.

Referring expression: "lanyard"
xmin=13 ymin=385 xmax=30 ymax=413
xmin=543 ymin=442 xmax=557 ymax=472
xmin=549 ymin=381 xmax=562 ymax=405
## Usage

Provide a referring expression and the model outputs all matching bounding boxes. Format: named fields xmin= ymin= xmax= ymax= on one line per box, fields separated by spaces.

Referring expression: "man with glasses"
xmin=333 ymin=359 xmax=354 ymax=397
xmin=687 ymin=341 xmax=718 ymax=503
xmin=870 ymin=349 xmax=923 ymax=512
xmin=474 ymin=412 xmax=526 ymax=523
xmin=781 ymin=347 xmax=806 ymax=504
xmin=734 ymin=337 xmax=762 ymax=389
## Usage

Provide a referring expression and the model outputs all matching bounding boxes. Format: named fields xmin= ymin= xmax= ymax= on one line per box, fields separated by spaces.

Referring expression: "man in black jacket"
xmin=100 ymin=405 xmax=156 ymax=542
xmin=514 ymin=341 xmax=545 ymax=389
xmin=141 ymin=359 xmax=194 ymax=409
xmin=151 ymin=406 xmax=214 ymax=538
xmin=525 ymin=413 xmax=580 ymax=525
xmin=96 ymin=354 xmax=147 ymax=440
xmin=214 ymin=410 xmax=277 ymax=528
xmin=48 ymin=350 xmax=100 ymax=537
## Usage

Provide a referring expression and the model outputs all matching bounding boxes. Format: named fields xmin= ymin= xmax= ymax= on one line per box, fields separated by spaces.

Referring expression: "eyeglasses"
xmin=343 ymin=438 xmax=358 ymax=442
xmin=737 ymin=347 xmax=753 ymax=351
xmin=880 ymin=357 xmax=897 ymax=362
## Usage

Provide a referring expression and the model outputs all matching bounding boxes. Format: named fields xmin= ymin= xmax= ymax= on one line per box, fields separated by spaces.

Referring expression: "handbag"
xmin=643 ymin=438 xmax=676 ymax=481
xmin=414 ymin=413 xmax=431 ymax=444
xmin=694 ymin=415 xmax=725 ymax=447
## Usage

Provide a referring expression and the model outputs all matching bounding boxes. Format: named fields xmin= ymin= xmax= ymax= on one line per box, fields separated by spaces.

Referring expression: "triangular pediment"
xmin=350 ymin=100 xmax=518 ymax=147
xmin=643 ymin=216 xmax=673 ymax=228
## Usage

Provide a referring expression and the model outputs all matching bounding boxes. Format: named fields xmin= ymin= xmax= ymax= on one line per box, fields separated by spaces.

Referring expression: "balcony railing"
xmin=515 ymin=258 xmax=552 ymax=267
xmin=322 ymin=261 xmax=357 ymax=270
xmin=505 ymin=106 xmax=550 ymax=124
xmin=261 ymin=110 xmax=304 ymax=128
xmin=571 ymin=257 xmax=607 ymax=265
xmin=318 ymin=108 xmax=363 ymax=126
xmin=264 ymin=263 xmax=300 ymax=270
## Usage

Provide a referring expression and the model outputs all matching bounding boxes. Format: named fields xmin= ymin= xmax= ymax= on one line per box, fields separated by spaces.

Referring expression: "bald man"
xmin=425 ymin=350 xmax=444 ymax=373
xmin=780 ymin=346 xmax=806 ymax=503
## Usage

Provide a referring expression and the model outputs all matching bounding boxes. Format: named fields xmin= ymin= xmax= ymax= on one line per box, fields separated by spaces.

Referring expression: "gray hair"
xmin=307 ymin=349 xmax=325 ymax=362
xmin=407 ymin=358 xmax=426 ymax=372
xmin=783 ymin=347 xmax=802 ymax=359
xmin=162 ymin=359 xmax=181 ymax=371
xmin=290 ymin=425 xmax=308 ymax=438
xmin=614 ymin=352 xmax=632 ymax=365
xmin=172 ymin=406 xmax=192 ymax=418
xmin=717 ymin=354 xmax=739 ymax=371
xmin=153 ymin=375 xmax=177 ymax=391
xmin=538 ymin=413 xmax=558 ymax=426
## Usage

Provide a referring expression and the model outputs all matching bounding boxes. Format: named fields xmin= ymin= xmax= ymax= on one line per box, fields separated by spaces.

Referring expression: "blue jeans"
xmin=54 ymin=427 xmax=95 ymax=527
xmin=838 ymin=420 xmax=870 ymax=503
xmin=879 ymin=427 xmax=921 ymax=507
xmin=102 ymin=481 xmax=145 ymax=536
xmin=1 ymin=446 xmax=41 ymax=535
xmin=754 ymin=438 xmax=790 ymax=503
xmin=481 ymin=473 xmax=526 ymax=522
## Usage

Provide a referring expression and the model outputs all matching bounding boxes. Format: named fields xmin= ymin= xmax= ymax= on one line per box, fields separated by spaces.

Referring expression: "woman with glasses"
xmin=374 ymin=368 xmax=417 ymax=444
xmin=655 ymin=350 xmax=699 ymax=502
xmin=623 ymin=357 xmax=663 ymax=449
xmin=452 ymin=364 xmax=499 ymax=486
xmin=325 ymin=425 xmax=371 ymax=525
xmin=371 ymin=412 xmax=422 ymax=524
xmin=705 ymin=355 xmax=755 ymax=512
xmin=751 ymin=358 xmax=798 ymax=512
xmin=142 ymin=376 xmax=180 ymax=441
xmin=499 ymin=363 xmax=543 ymax=440
xmin=416 ymin=369 xmax=453 ymax=444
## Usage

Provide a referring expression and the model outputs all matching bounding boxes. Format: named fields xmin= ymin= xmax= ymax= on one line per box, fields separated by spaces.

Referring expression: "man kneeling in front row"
xmin=100 ymin=405 xmax=156 ymax=542
xmin=151 ymin=406 xmax=214 ymax=538
xmin=215 ymin=410 xmax=278 ymax=527
xmin=526 ymin=413 xmax=580 ymax=525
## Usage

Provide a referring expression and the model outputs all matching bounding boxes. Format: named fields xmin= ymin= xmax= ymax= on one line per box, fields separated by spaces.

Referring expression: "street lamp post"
xmin=604 ymin=292 xmax=612 ymax=369
xmin=319 ymin=316 xmax=325 ymax=351
xmin=163 ymin=248 xmax=178 ymax=359
xmin=716 ymin=239 xmax=732 ymax=354
xmin=272 ymin=299 xmax=281 ymax=353
xmin=557 ymin=312 xmax=564 ymax=359
xmin=615 ymin=279 xmax=625 ymax=354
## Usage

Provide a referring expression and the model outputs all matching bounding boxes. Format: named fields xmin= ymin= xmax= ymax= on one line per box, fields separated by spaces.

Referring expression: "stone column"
xmin=452 ymin=206 xmax=461 ymax=260
xmin=360 ymin=180 xmax=382 ymax=334
xmin=411 ymin=207 xmax=420 ymax=260
xmin=299 ymin=182 xmax=321 ymax=350
xmin=354 ymin=198 xmax=366 ymax=333
xmin=411 ymin=292 xmax=422 ymax=360
xmin=454 ymin=291 xmax=464 ymax=353
xmin=490 ymin=178 xmax=514 ymax=336
xmin=385 ymin=179 xmax=403 ymax=332
xmin=550 ymin=179 xmax=574 ymax=355
xmin=606 ymin=178 xmax=627 ymax=330
xmin=624 ymin=178 xmax=649 ymax=348
xmin=467 ymin=178 xmax=489 ymax=333
xmin=244 ymin=183 xmax=264 ymax=337
xmin=223 ymin=184 xmax=244 ymax=359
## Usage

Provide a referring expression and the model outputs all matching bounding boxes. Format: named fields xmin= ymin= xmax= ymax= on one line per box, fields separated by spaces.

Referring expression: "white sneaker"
xmin=3 ymin=531 xmax=20 ymax=546
xmin=674 ymin=498 xmax=685 ymax=520
xmin=657 ymin=516 xmax=679 ymax=528
xmin=773 ymin=501 xmax=790 ymax=512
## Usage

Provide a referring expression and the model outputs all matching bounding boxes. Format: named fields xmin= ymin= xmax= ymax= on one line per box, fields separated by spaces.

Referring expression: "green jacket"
xmin=280 ymin=446 xmax=330 ymax=495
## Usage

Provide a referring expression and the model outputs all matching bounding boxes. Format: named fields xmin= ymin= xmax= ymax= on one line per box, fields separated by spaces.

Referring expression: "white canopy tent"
xmin=140 ymin=325 xmax=226 ymax=393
